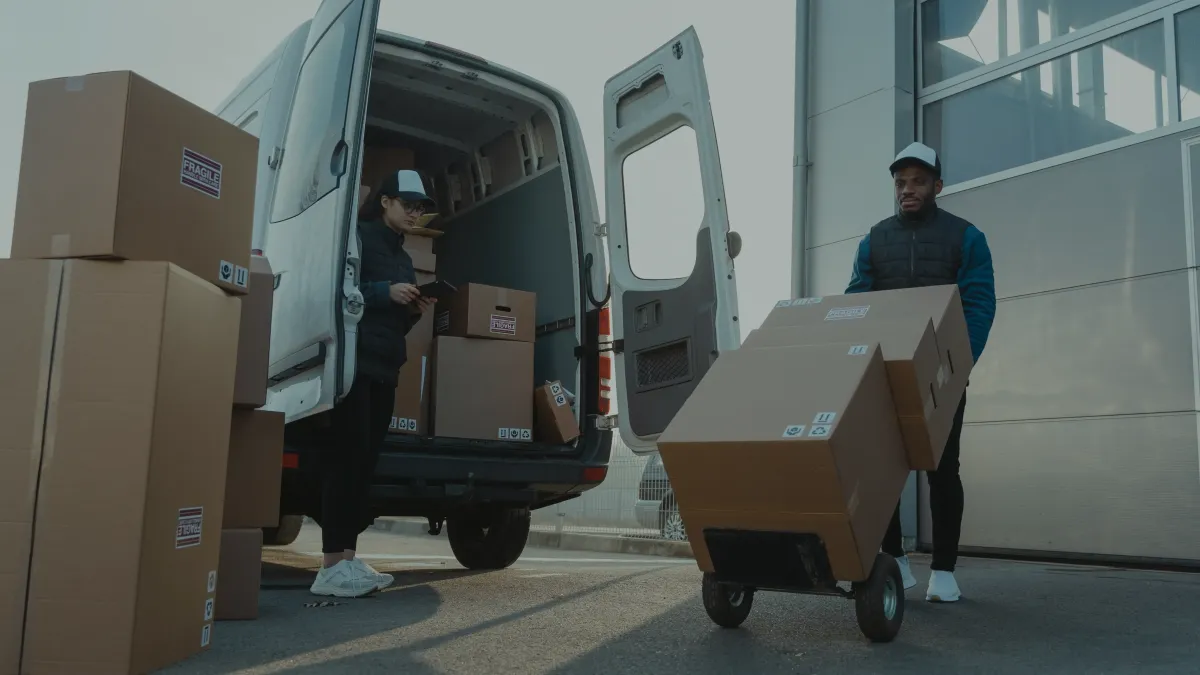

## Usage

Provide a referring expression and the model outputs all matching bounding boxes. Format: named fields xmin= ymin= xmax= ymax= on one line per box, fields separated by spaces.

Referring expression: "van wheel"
xmin=446 ymin=507 xmax=531 ymax=570
xmin=262 ymin=515 xmax=304 ymax=547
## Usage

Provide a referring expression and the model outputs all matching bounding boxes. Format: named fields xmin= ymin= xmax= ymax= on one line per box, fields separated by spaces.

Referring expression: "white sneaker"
xmin=351 ymin=558 xmax=394 ymax=591
xmin=895 ymin=555 xmax=918 ymax=590
xmin=926 ymin=570 xmax=962 ymax=603
xmin=310 ymin=560 xmax=378 ymax=598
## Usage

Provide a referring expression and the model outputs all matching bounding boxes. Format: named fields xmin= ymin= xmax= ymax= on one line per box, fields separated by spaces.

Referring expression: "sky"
xmin=0 ymin=0 xmax=797 ymax=333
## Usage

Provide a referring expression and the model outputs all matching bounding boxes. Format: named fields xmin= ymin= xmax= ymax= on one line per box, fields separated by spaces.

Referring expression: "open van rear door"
xmin=263 ymin=0 xmax=381 ymax=422
xmin=603 ymin=27 xmax=741 ymax=452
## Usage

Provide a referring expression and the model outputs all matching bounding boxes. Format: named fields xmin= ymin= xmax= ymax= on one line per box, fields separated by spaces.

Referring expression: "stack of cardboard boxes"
xmin=657 ymin=286 xmax=974 ymax=583
xmin=0 ymin=70 xmax=277 ymax=673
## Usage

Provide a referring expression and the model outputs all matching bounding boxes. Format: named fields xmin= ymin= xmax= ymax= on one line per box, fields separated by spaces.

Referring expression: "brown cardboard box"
xmin=11 ymin=71 xmax=257 ymax=295
xmin=1 ymin=260 xmax=240 ymax=674
xmin=435 ymin=283 xmax=536 ymax=343
xmin=758 ymin=286 xmax=974 ymax=469
xmin=233 ymin=256 xmax=275 ymax=408
xmin=391 ymin=283 xmax=438 ymax=435
xmin=406 ymin=234 xmax=436 ymax=274
xmin=656 ymin=342 xmax=909 ymax=582
xmin=432 ymin=337 xmax=534 ymax=441
xmin=223 ymin=410 xmax=284 ymax=529
xmin=214 ymin=529 xmax=263 ymax=621
xmin=534 ymin=381 xmax=580 ymax=443
xmin=360 ymin=146 xmax=416 ymax=193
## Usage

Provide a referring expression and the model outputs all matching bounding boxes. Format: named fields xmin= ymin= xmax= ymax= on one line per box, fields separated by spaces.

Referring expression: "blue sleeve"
xmin=845 ymin=234 xmax=874 ymax=294
xmin=957 ymin=226 xmax=996 ymax=363
xmin=360 ymin=281 xmax=392 ymax=309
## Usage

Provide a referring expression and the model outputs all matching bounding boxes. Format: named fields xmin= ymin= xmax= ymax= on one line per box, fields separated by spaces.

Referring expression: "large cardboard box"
xmin=405 ymin=234 xmax=436 ymax=274
xmin=534 ymin=381 xmax=580 ymax=444
xmin=758 ymin=286 xmax=974 ymax=470
xmin=435 ymin=283 xmax=536 ymax=343
xmin=223 ymin=410 xmax=284 ymax=530
xmin=657 ymin=342 xmax=909 ymax=583
xmin=214 ymin=529 xmax=263 ymax=621
xmin=432 ymin=337 xmax=534 ymax=441
xmin=233 ymin=256 xmax=275 ymax=408
xmin=11 ymin=71 xmax=257 ymax=295
xmin=391 ymin=311 xmax=435 ymax=436
xmin=0 ymin=260 xmax=239 ymax=674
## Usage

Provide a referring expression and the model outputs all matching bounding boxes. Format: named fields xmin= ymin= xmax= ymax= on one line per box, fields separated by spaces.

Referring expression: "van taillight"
xmin=598 ymin=305 xmax=613 ymax=416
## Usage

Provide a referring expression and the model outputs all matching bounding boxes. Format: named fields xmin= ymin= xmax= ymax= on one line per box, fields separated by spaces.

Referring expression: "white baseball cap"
xmin=378 ymin=169 xmax=436 ymax=209
xmin=889 ymin=142 xmax=942 ymax=177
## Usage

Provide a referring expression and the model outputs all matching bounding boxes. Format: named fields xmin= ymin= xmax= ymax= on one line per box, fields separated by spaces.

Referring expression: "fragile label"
xmin=813 ymin=412 xmax=837 ymax=425
xmin=390 ymin=417 xmax=418 ymax=432
xmin=201 ymin=623 xmax=211 ymax=648
xmin=176 ymin=507 xmax=204 ymax=549
xmin=207 ymin=570 xmax=217 ymax=593
xmin=549 ymin=382 xmax=564 ymax=396
xmin=234 ymin=265 xmax=249 ymax=288
xmin=825 ymin=306 xmax=869 ymax=321
xmin=848 ymin=345 xmax=869 ymax=356
xmin=218 ymin=260 xmax=235 ymax=285
xmin=781 ymin=424 xmax=807 ymax=439
xmin=774 ymin=297 xmax=823 ymax=308
xmin=435 ymin=312 xmax=451 ymax=333
xmin=489 ymin=314 xmax=517 ymax=335
xmin=808 ymin=424 xmax=833 ymax=438
xmin=204 ymin=598 xmax=214 ymax=621
xmin=499 ymin=427 xmax=532 ymax=441
xmin=553 ymin=393 xmax=568 ymax=407
xmin=181 ymin=148 xmax=222 ymax=199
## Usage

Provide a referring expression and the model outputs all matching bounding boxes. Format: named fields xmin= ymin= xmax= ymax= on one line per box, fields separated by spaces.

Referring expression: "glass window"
xmin=922 ymin=0 xmax=1155 ymax=87
xmin=270 ymin=3 xmax=362 ymax=222
xmin=621 ymin=126 xmax=704 ymax=280
xmin=1176 ymin=7 xmax=1200 ymax=122
xmin=923 ymin=22 xmax=1166 ymax=185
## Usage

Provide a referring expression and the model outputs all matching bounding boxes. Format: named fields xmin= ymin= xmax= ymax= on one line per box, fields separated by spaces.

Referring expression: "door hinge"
xmin=267 ymin=146 xmax=284 ymax=170
xmin=595 ymin=414 xmax=618 ymax=431
xmin=594 ymin=223 xmax=609 ymax=237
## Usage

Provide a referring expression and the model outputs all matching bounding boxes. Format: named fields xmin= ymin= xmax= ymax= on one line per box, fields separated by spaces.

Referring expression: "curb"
xmin=370 ymin=517 xmax=694 ymax=559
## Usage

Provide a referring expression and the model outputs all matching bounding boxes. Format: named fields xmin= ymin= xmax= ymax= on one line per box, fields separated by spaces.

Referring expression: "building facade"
xmin=803 ymin=0 xmax=1200 ymax=565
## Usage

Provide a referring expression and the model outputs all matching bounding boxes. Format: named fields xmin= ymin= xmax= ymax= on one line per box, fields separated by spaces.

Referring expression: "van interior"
xmin=357 ymin=40 xmax=585 ymax=446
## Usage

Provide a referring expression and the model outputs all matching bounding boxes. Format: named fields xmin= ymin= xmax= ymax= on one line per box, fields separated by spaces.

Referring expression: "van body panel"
xmin=602 ymin=27 xmax=741 ymax=452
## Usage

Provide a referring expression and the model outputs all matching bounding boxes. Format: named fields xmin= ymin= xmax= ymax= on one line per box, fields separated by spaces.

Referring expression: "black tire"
xmin=262 ymin=515 xmax=304 ymax=547
xmin=853 ymin=553 xmax=905 ymax=643
xmin=446 ymin=507 xmax=531 ymax=570
xmin=701 ymin=572 xmax=754 ymax=628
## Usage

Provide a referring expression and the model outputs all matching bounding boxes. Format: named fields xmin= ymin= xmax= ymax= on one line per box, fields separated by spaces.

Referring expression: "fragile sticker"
xmin=490 ymin=314 xmax=517 ymax=335
xmin=218 ymin=260 xmax=235 ymax=285
xmin=813 ymin=412 xmax=837 ymax=425
xmin=176 ymin=507 xmax=204 ymax=549
xmin=781 ymin=424 xmax=807 ymax=439
xmin=549 ymin=382 xmax=563 ymax=396
xmin=207 ymin=570 xmax=217 ymax=594
xmin=204 ymin=598 xmax=214 ymax=622
xmin=201 ymin=623 xmax=211 ymax=648
xmin=847 ymin=345 xmax=869 ymax=356
xmin=825 ymin=306 xmax=869 ymax=321
xmin=390 ymin=417 xmax=418 ymax=432
xmin=808 ymin=424 xmax=832 ymax=438
xmin=774 ymin=297 xmax=823 ymax=308
xmin=435 ymin=312 xmax=451 ymax=333
xmin=181 ymin=147 xmax=222 ymax=199
xmin=553 ymin=393 xmax=568 ymax=407
xmin=234 ymin=265 xmax=249 ymax=288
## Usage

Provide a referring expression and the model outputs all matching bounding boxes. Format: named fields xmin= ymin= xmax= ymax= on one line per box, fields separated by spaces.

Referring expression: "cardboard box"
xmin=432 ymin=337 xmax=534 ymax=441
xmin=360 ymin=146 xmax=416 ymax=193
xmin=214 ymin=529 xmax=263 ymax=621
xmin=11 ymin=71 xmax=257 ymax=295
xmin=405 ymin=234 xmax=436 ymax=274
xmin=233 ymin=256 xmax=275 ymax=408
xmin=1 ymin=260 xmax=240 ymax=674
xmin=391 ymin=290 xmax=438 ymax=435
xmin=223 ymin=409 xmax=284 ymax=530
xmin=758 ymin=286 xmax=974 ymax=469
xmin=534 ymin=381 xmax=580 ymax=443
xmin=435 ymin=283 xmax=536 ymax=343
xmin=656 ymin=342 xmax=909 ymax=583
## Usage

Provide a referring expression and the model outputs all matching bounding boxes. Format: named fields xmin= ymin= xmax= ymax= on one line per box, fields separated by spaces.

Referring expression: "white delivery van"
xmin=215 ymin=0 xmax=741 ymax=568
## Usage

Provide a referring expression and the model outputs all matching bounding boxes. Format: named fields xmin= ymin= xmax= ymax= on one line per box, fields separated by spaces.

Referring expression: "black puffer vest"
xmin=868 ymin=207 xmax=970 ymax=290
xmin=356 ymin=219 xmax=418 ymax=386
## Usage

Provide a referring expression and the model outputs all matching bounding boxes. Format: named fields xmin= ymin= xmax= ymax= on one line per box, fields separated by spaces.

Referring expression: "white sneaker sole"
xmin=310 ymin=582 xmax=377 ymax=598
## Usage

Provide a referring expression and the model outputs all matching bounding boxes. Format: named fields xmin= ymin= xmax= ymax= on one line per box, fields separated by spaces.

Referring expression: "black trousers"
xmin=320 ymin=373 xmax=395 ymax=554
xmin=882 ymin=393 xmax=967 ymax=572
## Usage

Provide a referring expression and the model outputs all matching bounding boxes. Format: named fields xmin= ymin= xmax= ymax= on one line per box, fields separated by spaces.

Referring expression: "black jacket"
xmin=355 ymin=219 xmax=421 ymax=386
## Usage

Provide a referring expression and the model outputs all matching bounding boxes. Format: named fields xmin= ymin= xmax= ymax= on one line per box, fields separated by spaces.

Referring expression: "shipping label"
xmin=489 ymin=314 xmax=517 ymax=335
xmin=774 ymin=297 xmax=823 ymax=308
xmin=201 ymin=623 xmax=211 ymax=648
xmin=207 ymin=570 xmax=218 ymax=593
xmin=825 ymin=305 xmax=869 ymax=321
xmin=175 ymin=506 xmax=204 ymax=549
xmin=390 ymin=417 xmax=418 ymax=432
xmin=813 ymin=412 xmax=837 ymax=425
xmin=435 ymin=312 xmax=451 ymax=334
xmin=234 ymin=265 xmax=249 ymax=288
xmin=204 ymin=598 xmax=214 ymax=622
xmin=549 ymin=382 xmax=563 ymax=396
xmin=808 ymin=424 xmax=833 ymax=438
xmin=554 ymin=393 xmax=568 ymax=407
xmin=781 ymin=424 xmax=807 ymax=439
xmin=498 ymin=427 xmax=533 ymax=441
xmin=181 ymin=147 xmax=222 ymax=199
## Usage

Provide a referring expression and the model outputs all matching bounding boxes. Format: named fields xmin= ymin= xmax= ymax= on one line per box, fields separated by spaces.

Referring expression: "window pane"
xmin=924 ymin=22 xmax=1166 ymax=185
xmin=1177 ymin=7 xmax=1200 ymax=122
xmin=922 ymin=0 xmax=1155 ymax=87
xmin=270 ymin=3 xmax=361 ymax=222
xmin=621 ymin=127 xmax=703 ymax=280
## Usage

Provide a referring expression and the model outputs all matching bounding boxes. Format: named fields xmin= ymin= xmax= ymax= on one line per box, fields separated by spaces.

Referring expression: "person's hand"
xmin=413 ymin=296 xmax=437 ymax=314
xmin=389 ymin=283 xmax=419 ymax=305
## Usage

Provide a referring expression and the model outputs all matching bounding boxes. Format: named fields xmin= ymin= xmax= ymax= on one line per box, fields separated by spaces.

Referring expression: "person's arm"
xmin=845 ymin=234 xmax=874 ymax=294
xmin=957 ymin=225 xmax=997 ymax=364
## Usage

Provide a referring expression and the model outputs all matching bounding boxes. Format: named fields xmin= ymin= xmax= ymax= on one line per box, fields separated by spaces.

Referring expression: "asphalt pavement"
xmin=161 ymin=524 xmax=1200 ymax=674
